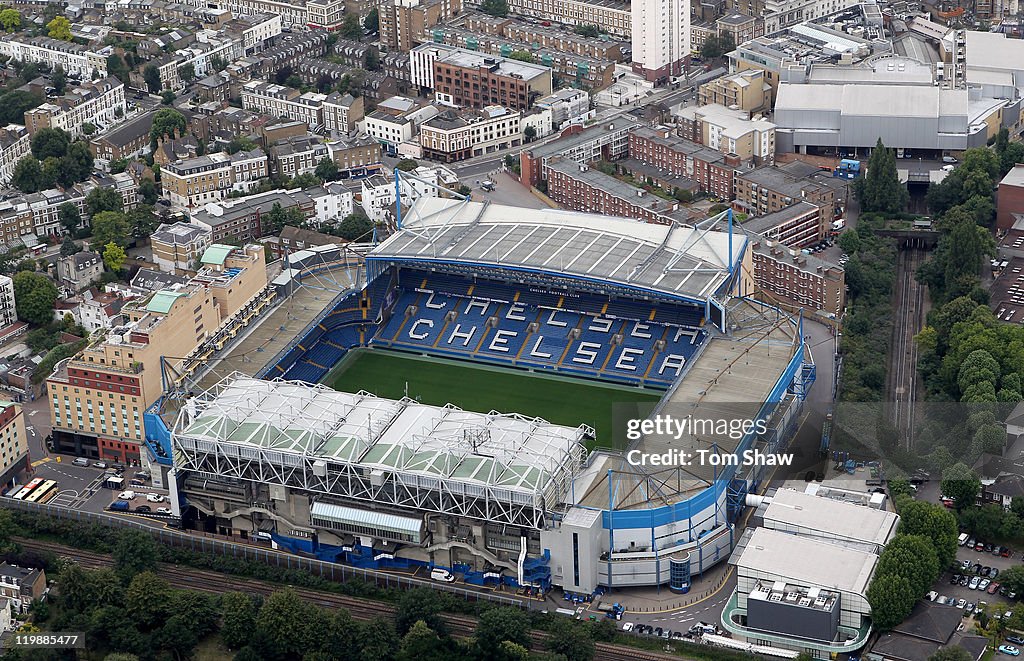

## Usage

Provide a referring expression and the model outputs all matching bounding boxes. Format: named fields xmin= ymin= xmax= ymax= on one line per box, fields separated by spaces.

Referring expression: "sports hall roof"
xmin=371 ymin=198 xmax=744 ymax=303
xmin=176 ymin=375 xmax=588 ymax=498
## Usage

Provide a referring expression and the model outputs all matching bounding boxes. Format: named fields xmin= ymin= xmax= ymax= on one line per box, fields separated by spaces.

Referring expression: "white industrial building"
xmin=722 ymin=487 xmax=899 ymax=658
xmin=724 ymin=527 xmax=878 ymax=658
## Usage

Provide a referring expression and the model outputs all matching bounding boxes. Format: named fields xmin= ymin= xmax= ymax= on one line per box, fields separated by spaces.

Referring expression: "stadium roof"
xmin=371 ymin=198 xmax=743 ymax=303
xmin=176 ymin=375 xmax=588 ymax=498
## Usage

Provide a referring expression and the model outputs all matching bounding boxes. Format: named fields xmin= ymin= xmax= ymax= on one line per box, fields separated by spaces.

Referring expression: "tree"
xmin=52 ymin=65 xmax=66 ymax=95
xmin=929 ymin=647 xmax=974 ymax=661
xmin=81 ymin=122 xmax=96 ymax=136
xmin=336 ymin=211 xmax=374 ymax=241
xmin=128 ymin=204 xmax=161 ymax=239
xmin=256 ymin=589 xmax=319 ymax=661
xmin=106 ymin=53 xmax=129 ymax=83
xmin=178 ymin=63 xmax=195 ymax=84
xmin=480 ymin=0 xmax=509 ymax=16
xmin=876 ymin=534 xmax=940 ymax=597
xmin=363 ymin=7 xmax=379 ymax=33
xmin=365 ymin=47 xmax=380 ymax=72
xmin=396 ymin=621 xmax=448 ymax=661
xmin=508 ymin=51 xmax=534 ymax=63
xmin=113 ymin=529 xmax=159 ymax=578
xmin=0 ymin=9 xmax=21 ymax=32
xmin=898 ymin=500 xmax=959 ymax=567
xmin=220 ymin=592 xmax=259 ymax=650
xmin=475 ymin=608 xmax=530 ymax=660
xmin=149 ymin=108 xmax=188 ymax=152
xmin=574 ymin=24 xmax=600 ymax=38
xmin=31 ymin=128 xmax=70 ymax=161
xmin=64 ymin=141 xmax=94 ymax=184
xmin=13 ymin=271 xmax=58 ymax=325
xmin=855 ymin=139 xmax=908 ymax=214
xmin=360 ymin=618 xmax=400 ymax=661
xmin=161 ymin=89 xmax=176 ymax=105
xmin=524 ymin=126 xmax=537 ymax=142
xmin=86 ymin=187 xmax=124 ymax=217
xmin=104 ymin=654 xmax=141 ymax=661
xmin=139 ymin=178 xmax=158 ymax=205
xmin=288 ymin=172 xmax=320 ymax=190
xmin=143 ymin=64 xmax=161 ymax=94
xmin=341 ymin=13 xmax=363 ymax=41
xmin=126 ymin=572 xmax=173 ymax=630
xmin=700 ymin=33 xmax=736 ymax=60
xmin=315 ymin=157 xmax=339 ymax=182
xmin=60 ymin=236 xmax=81 ymax=257
xmin=396 ymin=159 xmax=419 ymax=172
xmin=546 ymin=619 xmax=596 ymax=661
xmin=102 ymin=242 xmax=126 ymax=272
xmin=46 ymin=16 xmax=71 ymax=40
xmin=941 ymin=463 xmax=981 ymax=511
xmin=11 ymin=156 xmax=45 ymax=193
xmin=0 ymin=509 xmax=16 ymax=555
xmin=867 ymin=573 xmax=916 ymax=630
xmin=226 ymin=136 xmax=258 ymax=155
xmin=90 ymin=211 xmax=131 ymax=248
xmin=394 ymin=588 xmax=449 ymax=637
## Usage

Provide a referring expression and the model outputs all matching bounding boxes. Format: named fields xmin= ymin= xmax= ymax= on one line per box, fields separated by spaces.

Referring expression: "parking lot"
xmin=930 ymin=542 xmax=1023 ymax=619
xmin=19 ymin=458 xmax=170 ymax=517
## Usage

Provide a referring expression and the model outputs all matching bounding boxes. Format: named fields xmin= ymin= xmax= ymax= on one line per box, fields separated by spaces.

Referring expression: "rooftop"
xmin=372 ymin=198 xmax=743 ymax=303
xmin=762 ymin=488 xmax=898 ymax=547
xmin=152 ymin=222 xmax=209 ymax=245
xmin=437 ymin=48 xmax=551 ymax=81
xmin=733 ymin=527 xmax=878 ymax=595
xmin=1001 ymin=164 xmax=1024 ymax=188
xmin=176 ymin=375 xmax=588 ymax=497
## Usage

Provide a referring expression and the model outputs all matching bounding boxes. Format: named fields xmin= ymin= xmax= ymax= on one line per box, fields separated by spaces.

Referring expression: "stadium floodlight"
xmin=392 ymin=166 xmax=471 ymax=235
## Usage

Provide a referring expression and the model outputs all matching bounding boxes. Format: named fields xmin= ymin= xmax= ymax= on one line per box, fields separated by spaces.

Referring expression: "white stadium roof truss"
xmin=372 ymin=199 xmax=743 ymax=305
xmin=173 ymin=375 xmax=589 ymax=529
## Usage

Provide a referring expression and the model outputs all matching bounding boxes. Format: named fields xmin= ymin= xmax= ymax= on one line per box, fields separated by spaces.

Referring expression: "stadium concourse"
xmin=165 ymin=198 xmax=815 ymax=597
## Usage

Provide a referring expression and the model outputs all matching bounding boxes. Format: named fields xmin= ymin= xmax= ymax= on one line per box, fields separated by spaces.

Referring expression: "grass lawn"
xmin=325 ymin=349 xmax=662 ymax=449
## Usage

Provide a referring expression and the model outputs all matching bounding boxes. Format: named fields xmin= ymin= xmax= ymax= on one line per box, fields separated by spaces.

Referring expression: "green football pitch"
xmin=324 ymin=349 xmax=663 ymax=449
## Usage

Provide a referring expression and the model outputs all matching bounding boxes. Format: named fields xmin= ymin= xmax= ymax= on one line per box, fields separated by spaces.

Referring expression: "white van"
xmin=959 ymin=533 xmax=970 ymax=546
xmin=430 ymin=568 xmax=456 ymax=583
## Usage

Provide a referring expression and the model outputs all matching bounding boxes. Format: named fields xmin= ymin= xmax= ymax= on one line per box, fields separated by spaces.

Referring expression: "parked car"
xmin=989 ymin=582 xmax=1002 ymax=595
xmin=156 ymin=507 xmax=173 ymax=515
xmin=93 ymin=461 xmax=108 ymax=469
xmin=967 ymin=602 xmax=976 ymax=613
xmin=980 ymin=579 xmax=992 ymax=591
xmin=146 ymin=493 xmax=165 ymax=503
xmin=110 ymin=501 xmax=129 ymax=511
xmin=927 ymin=591 xmax=939 ymax=601
xmin=135 ymin=471 xmax=151 ymax=481
xmin=943 ymin=156 xmax=958 ymax=163
xmin=653 ymin=627 xmax=663 ymax=638
xmin=129 ymin=478 xmax=146 ymax=486
xmin=999 ymin=645 xmax=1020 ymax=656
xmin=961 ymin=576 xmax=970 ymax=586
xmin=135 ymin=505 xmax=151 ymax=513
xmin=957 ymin=598 xmax=968 ymax=609
xmin=72 ymin=457 xmax=89 ymax=466
xmin=992 ymin=568 xmax=1001 ymax=579
xmin=970 ymin=576 xmax=981 ymax=590
xmin=967 ymin=538 xmax=977 ymax=549
xmin=977 ymin=541 xmax=987 ymax=551
xmin=1007 ymin=636 xmax=1024 ymax=646
xmin=987 ymin=543 xmax=996 ymax=553
xmin=983 ymin=567 xmax=993 ymax=577
xmin=117 ymin=490 xmax=135 ymax=500
xmin=951 ymin=574 xmax=962 ymax=584
xmin=1001 ymin=547 xmax=1012 ymax=558
xmin=622 ymin=623 xmax=634 ymax=632
xmin=941 ymin=164 xmax=955 ymax=172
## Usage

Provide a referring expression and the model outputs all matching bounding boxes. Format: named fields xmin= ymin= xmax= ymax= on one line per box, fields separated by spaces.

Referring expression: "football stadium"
xmin=167 ymin=195 xmax=814 ymax=594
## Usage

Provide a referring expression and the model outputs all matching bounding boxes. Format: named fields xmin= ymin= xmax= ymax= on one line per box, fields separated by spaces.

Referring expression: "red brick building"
xmin=628 ymin=126 xmax=739 ymax=200
xmin=543 ymin=157 xmax=689 ymax=224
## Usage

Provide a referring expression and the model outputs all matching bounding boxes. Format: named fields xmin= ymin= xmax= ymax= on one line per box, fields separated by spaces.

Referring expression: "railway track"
xmin=888 ymin=247 xmax=926 ymax=449
xmin=20 ymin=538 xmax=686 ymax=660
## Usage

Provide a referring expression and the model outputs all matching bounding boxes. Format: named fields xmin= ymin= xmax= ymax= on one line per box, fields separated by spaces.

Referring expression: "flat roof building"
xmin=760 ymin=487 xmax=899 ymax=553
